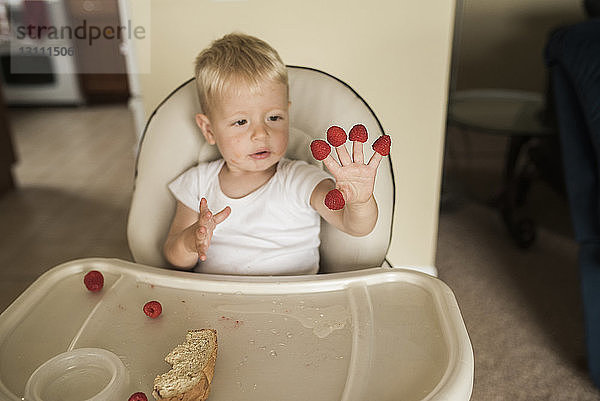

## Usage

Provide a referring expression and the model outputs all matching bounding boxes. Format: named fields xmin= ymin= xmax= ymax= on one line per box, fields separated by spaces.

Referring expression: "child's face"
xmin=196 ymin=79 xmax=289 ymax=175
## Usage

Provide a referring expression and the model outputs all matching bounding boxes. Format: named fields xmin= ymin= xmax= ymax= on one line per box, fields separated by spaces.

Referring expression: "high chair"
xmin=0 ymin=66 xmax=473 ymax=401
xmin=127 ymin=65 xmax=395 ymax=274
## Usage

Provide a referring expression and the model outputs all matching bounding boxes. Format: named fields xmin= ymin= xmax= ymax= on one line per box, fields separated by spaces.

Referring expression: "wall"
xmin=0 ymin=85 xmax=15 ymax=194
xmin=454 ymin=0 xmax=585 ymax=92
xmin=129 ymin=0 xmax=456 ymax=269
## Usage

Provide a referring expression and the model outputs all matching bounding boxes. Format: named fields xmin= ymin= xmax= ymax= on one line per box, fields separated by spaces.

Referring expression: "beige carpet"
xmin=438 ymin=201 xmax=600 ymax=400
xmin=440 ymin=127 xmax=600 ymax=399
xmin=1 ymin=107 xmax=600 ymax=399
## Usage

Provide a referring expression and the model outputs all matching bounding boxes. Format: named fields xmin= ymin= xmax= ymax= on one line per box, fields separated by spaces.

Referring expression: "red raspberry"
xmin=372 ymin=134 xmax=391 ymax=156
xmin=143 ymin=301 xmax=162 ymax=318
xmin=324 ymin=189 xmax=345 ymax=210
xmin=349 ymin=124 xmax=368 ymax=142
xmin=326 ymin=126 xmax=347 ymax=147
xmin=83 ymin=270 xmax=104 ymax=292
xmin=310 ymin=139 xmax=331 ymax=161
xmin=128 ymin=392 xmax=148 ymax=401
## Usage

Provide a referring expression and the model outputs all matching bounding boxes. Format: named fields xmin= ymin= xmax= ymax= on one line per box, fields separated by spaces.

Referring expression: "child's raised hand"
xmin=311 ymin=124 xmax=391 ymax=209
xmin=190 ymin=198 xmax=231 ymax=261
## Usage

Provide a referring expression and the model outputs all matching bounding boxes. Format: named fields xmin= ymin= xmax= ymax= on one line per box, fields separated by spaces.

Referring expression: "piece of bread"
xmin=153 ymin=329 xmax=218 ymax=401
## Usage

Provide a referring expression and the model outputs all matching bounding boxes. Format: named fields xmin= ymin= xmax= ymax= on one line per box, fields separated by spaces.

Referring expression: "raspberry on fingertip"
xmin=349 ymin=124 xmax=368 ymax=143
xmin=327 ymin=126 xmax=347 ymax=147
xmin=324 ymin=189 xmax=345 ymax=210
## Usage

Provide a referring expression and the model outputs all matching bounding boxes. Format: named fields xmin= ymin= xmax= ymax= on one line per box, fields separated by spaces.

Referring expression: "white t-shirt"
xmin=168 ymin=158 xmax=332 ymax=275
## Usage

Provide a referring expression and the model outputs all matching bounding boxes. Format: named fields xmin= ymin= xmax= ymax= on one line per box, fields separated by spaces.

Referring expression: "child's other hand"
xmin=322 ymin=138 xmax=384 ymax=206
xmin=188 ymin=198 xmax=230 ymax=261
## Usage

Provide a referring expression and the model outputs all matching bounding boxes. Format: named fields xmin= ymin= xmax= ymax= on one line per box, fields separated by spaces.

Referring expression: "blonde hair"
xmin=194 ymin=33 xmax=288 ymax=116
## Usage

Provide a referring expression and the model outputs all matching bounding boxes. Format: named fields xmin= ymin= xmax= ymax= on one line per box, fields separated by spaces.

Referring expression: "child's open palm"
xmin=311 ymin=125 xmax=391 ymax=208
xmin=322 ymin=139 xmax=383 ymax=205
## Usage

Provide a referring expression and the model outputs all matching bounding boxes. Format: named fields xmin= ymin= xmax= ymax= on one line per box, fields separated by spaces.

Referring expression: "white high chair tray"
xmin=0 ymin=258 xmax=473 ymax=401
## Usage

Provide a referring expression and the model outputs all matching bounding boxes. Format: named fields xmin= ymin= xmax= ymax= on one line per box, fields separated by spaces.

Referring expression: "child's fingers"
xmin=196 ymin=225 xmax=213 ymax=252
xmin=213 ymin=206 xmax=231 ymax=224
xmin=202 ymin=229 xmax=212 ymax=249
xmin=199 ymin=198 xmax=214 ymax=224
xmin=195 ymin=225 xmax=207 ymax=241
xmin=199 ymin=209 xmax=213 ymax=226
xmin=197 ymin=223 xmax=216 ymax=260
xmin=197 ymin=242 xmax=208 ymax=261
xmin=198 ymin=198 xmax=212 ymax=222
xmin=199 ymin=197 xmax=208 ymax=214
xmin=335 ymin=144 xmax=352 ymax=166
xmin=195 ymin=226 xmax=208 ymax=261
xmin=322 ymin=154 xmax=342 ymax=177
xmin=367 ymin=151 xmax=383 ymax=170
xmin=352 ymin=141 xmax=364 ymax=164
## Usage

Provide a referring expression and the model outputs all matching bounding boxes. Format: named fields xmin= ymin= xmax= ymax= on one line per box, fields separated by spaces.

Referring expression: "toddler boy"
xmin=163 ymin=33 xmax=385 ymax=274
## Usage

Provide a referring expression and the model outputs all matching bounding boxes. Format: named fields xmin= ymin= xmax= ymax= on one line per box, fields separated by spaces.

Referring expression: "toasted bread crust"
xmin=153 ymin=329 xmax=217 ymax=401
xmin=154 ymin=374 xmax=210 ymax=401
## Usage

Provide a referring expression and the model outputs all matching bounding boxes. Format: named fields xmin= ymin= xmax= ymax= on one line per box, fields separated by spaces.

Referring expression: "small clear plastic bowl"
xmin=24 ymin=348 xmax=128 ymax=401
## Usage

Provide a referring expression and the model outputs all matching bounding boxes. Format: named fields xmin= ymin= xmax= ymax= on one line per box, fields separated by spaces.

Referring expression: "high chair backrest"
xmin=127 ymin=66 xmax=394 ymax=273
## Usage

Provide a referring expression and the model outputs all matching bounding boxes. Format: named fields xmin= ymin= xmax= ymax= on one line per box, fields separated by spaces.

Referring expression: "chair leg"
xmin=496 ymin=135 xmax=537 ymax=248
